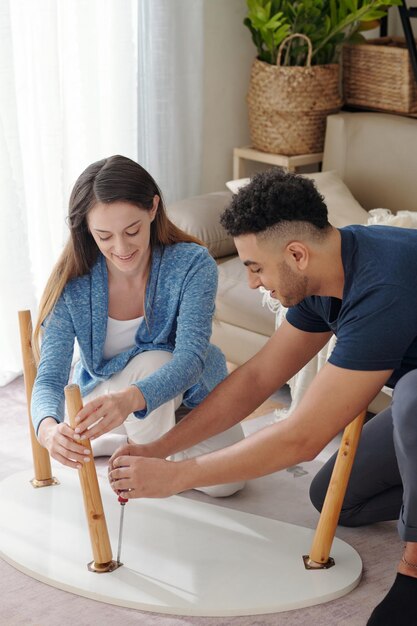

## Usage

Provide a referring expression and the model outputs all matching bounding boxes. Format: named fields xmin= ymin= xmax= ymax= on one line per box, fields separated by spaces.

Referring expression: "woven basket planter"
xmin=343 ymin=37 xmax=417 ymax=114
xmin=247 ymin=34 xmax=343 ymax=156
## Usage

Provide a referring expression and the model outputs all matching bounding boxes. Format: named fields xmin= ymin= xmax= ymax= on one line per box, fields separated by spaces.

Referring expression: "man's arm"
xmin=109 ymin=362 xmax=392 ymax=498
xmin=177 ymin=363 xmax=393 ymax=486
xmin=143 ymin=319 xmax=332 ymax=458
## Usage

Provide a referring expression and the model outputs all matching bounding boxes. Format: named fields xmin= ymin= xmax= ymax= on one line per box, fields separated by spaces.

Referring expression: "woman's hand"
xmin=38 ymin=417 xmax=91 ymax=469
xmin=73 ymin=386 xmax=144 ymax=440
xmin=108 ymin=454 xmax=183 ymax=499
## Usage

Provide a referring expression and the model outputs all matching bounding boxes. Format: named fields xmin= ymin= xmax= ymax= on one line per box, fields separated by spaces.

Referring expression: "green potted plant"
xmin=244 ymin=0 xmax=400 ymax=155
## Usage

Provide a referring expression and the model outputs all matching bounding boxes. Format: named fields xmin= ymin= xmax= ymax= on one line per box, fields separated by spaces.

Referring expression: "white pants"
xmin=84 ymin=350 xmax=245 ymax=497
xmin=84 ymin=351 xmax=182 ymax=444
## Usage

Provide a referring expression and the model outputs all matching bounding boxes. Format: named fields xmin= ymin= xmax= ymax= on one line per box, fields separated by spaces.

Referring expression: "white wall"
xmin=390 ymin=4 xmax=417 ymax=37
xmin=200 ymin=0 xmax=254 ymax=193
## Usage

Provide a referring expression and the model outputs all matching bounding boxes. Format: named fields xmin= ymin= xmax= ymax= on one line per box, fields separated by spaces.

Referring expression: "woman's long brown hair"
xmin=33 ymin=155 xmax=202 ymax=360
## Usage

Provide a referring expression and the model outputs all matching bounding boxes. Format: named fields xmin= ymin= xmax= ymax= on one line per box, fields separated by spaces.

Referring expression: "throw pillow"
xmin=167 ymin=191 xmax=236 ymax=259
xmin=303 ymin=170 xmax=368 ymax=227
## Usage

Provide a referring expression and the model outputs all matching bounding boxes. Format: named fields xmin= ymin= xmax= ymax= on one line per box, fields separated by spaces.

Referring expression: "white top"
xmin=103 ymin=316 xmax=143 ymax=360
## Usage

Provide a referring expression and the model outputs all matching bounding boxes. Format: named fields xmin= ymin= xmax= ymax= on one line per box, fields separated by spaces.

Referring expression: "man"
xmin=108 ymin=169 xmax=417 ymax=625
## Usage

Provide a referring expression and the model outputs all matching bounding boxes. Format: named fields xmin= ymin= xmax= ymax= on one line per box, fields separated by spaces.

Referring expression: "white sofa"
xmin=168 ymin=112 xmax=417 ymax=374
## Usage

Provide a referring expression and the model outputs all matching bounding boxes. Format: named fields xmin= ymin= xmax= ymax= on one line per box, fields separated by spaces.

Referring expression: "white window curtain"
xmin=137 ymin=0 xmax=204 ymax=203
xmin=0 ymin=0 xmax=204 ymax=386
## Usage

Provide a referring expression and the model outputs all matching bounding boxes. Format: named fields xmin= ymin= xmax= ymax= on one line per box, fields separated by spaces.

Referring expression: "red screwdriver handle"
xmin=118 ymin=495 xmax=128 ymax=504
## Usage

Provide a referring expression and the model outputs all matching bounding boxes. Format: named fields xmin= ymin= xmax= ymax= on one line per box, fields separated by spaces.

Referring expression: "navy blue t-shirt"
xmin=286 ymin=225 xmax=417 ymax=388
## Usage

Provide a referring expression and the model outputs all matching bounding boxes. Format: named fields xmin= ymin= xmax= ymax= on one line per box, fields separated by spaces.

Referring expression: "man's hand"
xmin=108 ymin=455 xmax=183 ymax=499
xmin=108 ymin=439 xmax=167 ymax=469
xmin=38 ymin=417 xmax=91 ymax=469
xmin=73 ymin=386 xmax=144 ymax=440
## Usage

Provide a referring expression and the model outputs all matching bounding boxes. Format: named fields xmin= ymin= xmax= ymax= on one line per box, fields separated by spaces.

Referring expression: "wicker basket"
xmin=247 ymin=34 xmax=343 ymax=156
xmin=343 ymin=37 xmax=417 ymax=114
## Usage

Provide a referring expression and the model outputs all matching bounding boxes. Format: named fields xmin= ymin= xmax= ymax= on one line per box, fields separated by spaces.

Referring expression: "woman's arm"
xmin=32 ymin=295 xmax=75 ymax=432
xmin=32 ymin=295 xmax=90 ymax=468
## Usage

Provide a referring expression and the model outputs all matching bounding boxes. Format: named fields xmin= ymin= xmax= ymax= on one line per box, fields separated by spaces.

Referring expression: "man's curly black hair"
xmin=220 ymin=168 xmax=329 ymax=237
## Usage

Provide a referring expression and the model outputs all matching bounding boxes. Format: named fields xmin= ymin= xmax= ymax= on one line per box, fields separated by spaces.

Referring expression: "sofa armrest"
xmin=167 ymin=191 xmax=236 ymax=259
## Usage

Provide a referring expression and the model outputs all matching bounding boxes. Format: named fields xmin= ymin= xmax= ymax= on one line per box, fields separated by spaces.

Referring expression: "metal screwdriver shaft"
xmin=116 ymin=495 xmax=128 ymax=565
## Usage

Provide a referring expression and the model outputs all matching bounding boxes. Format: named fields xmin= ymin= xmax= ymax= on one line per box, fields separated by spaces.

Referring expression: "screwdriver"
xmin=116 ymin=494 xmax=128 ymax=565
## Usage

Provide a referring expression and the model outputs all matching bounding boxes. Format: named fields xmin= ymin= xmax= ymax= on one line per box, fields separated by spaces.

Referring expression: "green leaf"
xmin=348 ymin=32 xmax=367 ymax=43
xmin=344 ymin=0 xmax=356 ymax=12
xmin=273 ymin=24 xmax=291 ymax=44
xmin=244 ymin=0 xmax=400 ymax=65
xmin=330 ymin=0 xmax=337 ymax=26
xmin=360 ymin=10 xmax=388 ymax=20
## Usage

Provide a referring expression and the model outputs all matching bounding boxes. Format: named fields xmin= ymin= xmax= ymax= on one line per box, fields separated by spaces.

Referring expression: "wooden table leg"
xmin=65 ymin=384 xmax=119 ymax=572
xmin=304 ymin=410 xmax=367 ymax=569
xmin=18 ymin=310 xmax=58 ymax=488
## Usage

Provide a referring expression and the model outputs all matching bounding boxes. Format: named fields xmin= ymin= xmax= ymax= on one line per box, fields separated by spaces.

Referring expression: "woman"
xmin=32 ymin=155 xmax=244 ymax=497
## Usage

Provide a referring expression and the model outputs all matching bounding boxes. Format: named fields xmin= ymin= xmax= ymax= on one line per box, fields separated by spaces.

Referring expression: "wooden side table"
xmin=233 ymin=146 xmax=323 ymax=179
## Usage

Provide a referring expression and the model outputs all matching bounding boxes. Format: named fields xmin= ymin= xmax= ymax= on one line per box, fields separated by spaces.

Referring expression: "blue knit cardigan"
xmin=32 ymin=243 xmax=227 ymax=434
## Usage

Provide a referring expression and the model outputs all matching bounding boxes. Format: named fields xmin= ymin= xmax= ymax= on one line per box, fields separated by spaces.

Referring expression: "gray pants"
xmin=309 ymin=369 xmax=417 ymax=542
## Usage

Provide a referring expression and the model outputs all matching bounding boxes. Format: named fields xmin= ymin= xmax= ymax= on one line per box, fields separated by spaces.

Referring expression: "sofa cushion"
xmin=216 ymin=257 xmax=276 ymax=337
xmin=303 ymin=170 xmax=369 ymax=227
xmin=167 ymin=191 xmax=236 ymax=259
